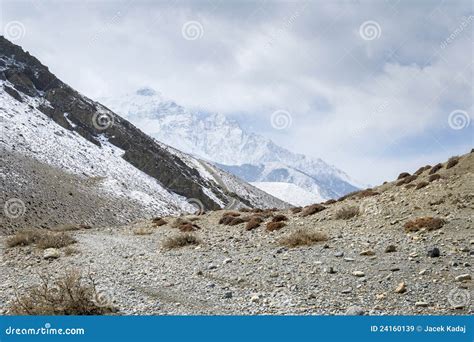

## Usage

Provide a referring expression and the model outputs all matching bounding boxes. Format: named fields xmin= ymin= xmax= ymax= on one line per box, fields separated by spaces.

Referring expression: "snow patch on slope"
xmin=250 ymin=182 xmax=323 ymax=207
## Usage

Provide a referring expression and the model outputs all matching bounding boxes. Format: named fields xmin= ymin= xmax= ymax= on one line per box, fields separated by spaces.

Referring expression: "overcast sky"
xmin=1 ymin=0 xmax=472 ymax=184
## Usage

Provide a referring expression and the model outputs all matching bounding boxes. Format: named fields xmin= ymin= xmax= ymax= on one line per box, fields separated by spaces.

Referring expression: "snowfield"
xmin=250 ymin=182 xmax=323 ymax=207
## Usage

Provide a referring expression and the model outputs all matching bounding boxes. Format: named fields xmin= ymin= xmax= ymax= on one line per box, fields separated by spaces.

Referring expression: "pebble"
xmin=341 ymin=288 xmax=352 ymax=294
xmin=427 ymin=247 xmax=440 ymax=258
xmin=208 ymin=264 xmax=218 ymax=270
xmin=43 ymin=248 xmax=60 ymax=259
xmin=344 ymin=257 xmax=355 ymax=262
xmin=360 ymin=250 xmax=375 ymax=256
xmin=223 ymin=258 xmax=232 ymax=264
xmin=415 ymin=301 xmax=429 ymax=307
xmin=384 ymin=245 xmax=397 ymax=253
xmin=223 ymin=292 xmax=233 ymax=299
xmin=352 ymin=271 xmax=365 ymax=277
xmin=455 ymin=274 xmax=471 ymax=282
xmin=345 ymin=306 xmax=365 ymax=315
xmin=324 ymin=267 xmax=336 ymax=274
xmin=250 ymin=294 xmax=261 ymax=303
xmin=419 ymin=269 xmax=427 ymax=275
xmin=395 ymin=282 xmax=406 ymax=293
xmin=334 ymin=251 xmax=344 ymax=257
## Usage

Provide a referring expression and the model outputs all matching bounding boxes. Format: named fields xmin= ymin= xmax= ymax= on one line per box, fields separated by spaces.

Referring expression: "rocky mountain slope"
xmin=0 ymin=37 xmax=287 ymax=232
xmin=1 ymin=151 xmax=472 ymax=315
xmin=100 ymin=88 xmax=361 ymax=204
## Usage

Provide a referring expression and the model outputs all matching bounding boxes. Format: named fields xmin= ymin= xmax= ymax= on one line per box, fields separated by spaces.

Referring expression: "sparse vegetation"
xmin=162 ymin=233 xmax=201 ymax=249
xmin=152 ymin=217 xmax=167 ymax=226
xmin=301 ymin=204 xmax=326 ymax=217
xmin=335 ymin=206 xmax=360 ymax=219
xmin=6 ymin=229 xmax=76 ymax=249
xmin=446 ymin=156 xmax=459 ymax=169
xmin=397 ymin=172 xmax=411 ymax=179
xmin=245 ymin=218 xmax=261 ymax=231
xmin=171 ymin=217 xmax=188 ymax=228
xmin=429 ymin=163 xmax=443 ymax=175
xmin=266 ymin=221 xmax=286 ymax=231
xmin=415 ymin=181 xmax=429 ymax=190
xmin=404 ymin=217 xmax=446 ymax=232
xmin=9 ymin=270 xmax=116 ymax=315
xmin=428 ymin=174 xmax=442 ymax=182
xmin=64 ymin=246 xmax=80 ymax=256
xmin=133 ymin=227 xmax=153 ymax=235
xmin=414 ymin=165 xmax=431 ymax=175
xmin=178 ymin=223 xmax=200 ymax=232
xmin=323 ymin=199 xmax=337 ymax=205
xmin=290 ymin=207 xmax=302 ymax=214
xmin=279 ymin=229 xmax=328 ymax=248
xmin=272 ymin=214 xmax=288 ymax=222
xmin=396 ymin=175 xmax=417 ymax=186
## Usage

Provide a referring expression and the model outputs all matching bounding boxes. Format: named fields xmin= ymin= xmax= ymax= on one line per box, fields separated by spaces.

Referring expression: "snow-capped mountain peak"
xmin=101 ymin=87 xmax=361 ymax=205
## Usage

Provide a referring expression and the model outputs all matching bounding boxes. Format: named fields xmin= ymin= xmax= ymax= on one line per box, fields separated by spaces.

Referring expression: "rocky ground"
xmin=0 ymin=152 xmax=472 ymax=315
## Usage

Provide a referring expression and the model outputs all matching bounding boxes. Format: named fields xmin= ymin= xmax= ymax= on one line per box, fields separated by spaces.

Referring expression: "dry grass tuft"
xmin=133 ymin=227 xmax=153 ymax=235
xmin=272 ymin=214 xmax=288 ymax=222
xmin=446 ymin=156 xmax=459 ymax=169
xmin=162 ymin=233 xmax=201 ymax=250
xmin=266 ymin=221 xmax=286 ymax=232
xmin=301 ymin=204 xmax=326 ymax=217
xmin=279 ymin=229 xmax=328 ymax=248
xmin=428 ymin=174 xmax=442 ymax=182
xmin=396 ymin=175 xmax=417 ymax=186
xmin=178 ymin=223 xmax=201 ymax=232
xmin=6 ymin=229 xmax=76 ymax=249
xmin=404 ymin=217 xmax=446 ymax=232
xmin=152 ymin=217 xmax=167 ymax=226
xmin=64 ymin=246 xmax=80 ymax=256
xmin=245 ymin=219 xmax=261 ymax=231
xmin=9 ymin=270 xmax=116 ymax=315
xmin=290 ymin=207 xmax=302 ymax=214
xmin=335 ymin=206 xmax=360 ymax=220
xmin=429 ymin=163 xmax=443 ymax=175
xmin=397 ymin=172 xmax=411 ymax=180
xmin=415 ymin=181 xmax=429 ymax=190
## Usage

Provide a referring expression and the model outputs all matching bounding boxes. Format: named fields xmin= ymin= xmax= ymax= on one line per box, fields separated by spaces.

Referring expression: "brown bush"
xmin=446 ymin=156 xmax=459 ymax=169
xmin=404 ymin=217 xmax=446 ymax=232
xmin=357 ymin=189 xmax=380 ymax=198
xmin=335 ymin=206 xmax=360 ymax=219
xmin=397 ymin=172 xmax=411 ymax=180
xmin=301 ymin=204 xmax=326 ymax=217
xmin=6 ymin=229 xmax=44 ymax=248
xmin=323 ymin=199 xmax=337 ymax=205
xmin=266 ymin=221 xmax=286 ymax=232
xmin=239 ymin=208 xmax=252 ymax=213
xmin=162 ymin=233 xmax=201 ymax=249
xmin=9 ymin=270 xmax=116 ymax=315
xmin=246 ymin=219 xmax=261 ymax=231
xmin=228 ymin=217 xmax=246 ymax=226
xmin=152 ymin=217 xmax=167 ymax=226
xmin=251 ymin=208 xmax=264 ymax=213
xmin=279 ymin=229 xmax=328 ymax=248
xmin=272 ymin=214 xmax=288 ymax=222
xmin=6 ymin=229 xmax=76 ymax=249
xmin=218 ymin=216 xmax=234 ymax=225
xmin=414 ymin=165 xmax=431 ymax=175
xmin=179 ymin=223 xmax=200 ymax=232
xmin=222 ymin=211 xmax=241 ymax=217
xmin=429 ymin=163 xmax=443 ymax=175
xmin=405 ymin=183 xmax=416 ymax=189
xmin=290 ymin=207 xmax=302 ymax=214
xmin=428 ymin=174 xmax=442 ymax=182
xmin=396 ymin=175 xmax=417 ymax=186
xmin=415 ymin=181 xmax=429 ymax=190
xmin=171 ymin=218 xmax=188 ymax=228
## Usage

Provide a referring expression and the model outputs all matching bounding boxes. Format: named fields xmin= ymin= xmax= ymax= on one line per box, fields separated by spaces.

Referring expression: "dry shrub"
xmin=162 ymin=233 xmax=201 ymax=250
xmin=301 ymin=204 xmax=326 ymax=217
xmin=397 ymin=172 xmax=411 ymax=180
xmin=251 ymin=208 xmax=264 ymax=213
xmin=246 ymin=219 xmax=261 ymax=231
xmin=404 ymin=217 xmax=446 ymax=232
xmin=405 ymin=183 xmax=416 ymax=189
xmin=179 ymin=223 xmax=200 ymax=232
xmin=429 ymin=163 xmax=443 ymax=175
xmin=64 ymin=246 xmax=80 ymax=256
xmin=171 ymin=218 xmax=188 ymax=228
xmin=133 ymin=227 xmax=153 ymax=235
xmin=6 ymin=229 xmax=44 ymax=248
xmin=280 ymin=229 xmax=328 ymax=248
xmin=335 ymin=206 xmax=360 ymax=220
xmin=414 ymin=165 xmax=431 ymax=175
xmin=357 ymin=189 xmax=379 ymax=198
xmin=223 ymin=211 xmax=241 ymax=217
xmin=239 ymin=208 xmax=252 ymax=213
xmin=290 ymin=207 xmax=303 ymax=214
xmin=9 ymin=270 xmax=116 ymax=315
xmin=152 ymin=217 xmax=167 ymax=226
xmin=396 ymin=175 xmax=417 ymax=186
xmin=446 ymin=156 xmax=459 ymax=169
xmin=266 ymin=221 xmax=286 ymax=232
xmin=323 ymin=199 xmax=337 ymax=205
xmin=428 ymin=174 xmax=442 ymax=182
xmin=272 ymin=214 xmax=288 ymax=222
xmin=6 ymin=229 xmax=76 ymax=249
xmin=227 ymin=217 xmax=245 ymax=226
xmin=415 ymin=181 xmax=429 ymax=190
xmin=218 ymin=216 xmax=234 ymax=225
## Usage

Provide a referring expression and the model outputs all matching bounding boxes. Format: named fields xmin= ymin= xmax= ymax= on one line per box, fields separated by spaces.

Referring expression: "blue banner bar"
xmin=1 ymin=316 xmax=472 ymax=342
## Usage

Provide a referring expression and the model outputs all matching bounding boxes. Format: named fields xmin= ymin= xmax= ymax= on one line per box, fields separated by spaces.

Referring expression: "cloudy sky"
xmin=1 ymin=0 xmax=472 ymax=184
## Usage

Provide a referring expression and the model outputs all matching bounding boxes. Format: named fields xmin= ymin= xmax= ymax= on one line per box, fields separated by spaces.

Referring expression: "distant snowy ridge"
xmin=101 ymin=87 xmax=362 ymax=205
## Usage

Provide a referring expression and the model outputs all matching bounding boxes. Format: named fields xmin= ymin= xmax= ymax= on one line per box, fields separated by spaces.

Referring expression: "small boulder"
xmin=43 ymin=248 xmax=60 ymax=259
